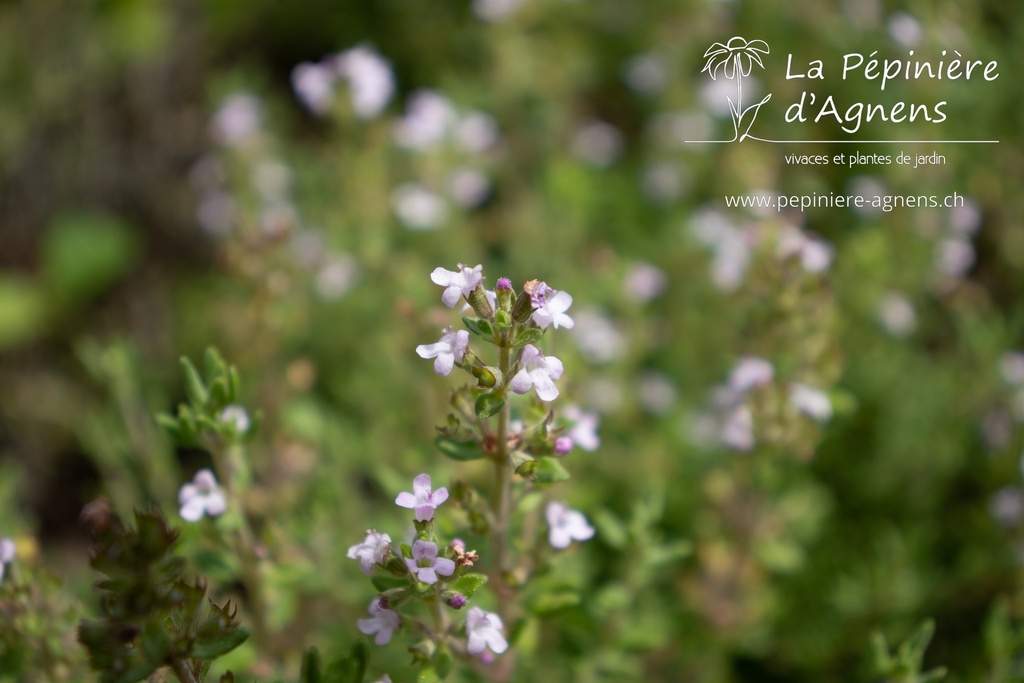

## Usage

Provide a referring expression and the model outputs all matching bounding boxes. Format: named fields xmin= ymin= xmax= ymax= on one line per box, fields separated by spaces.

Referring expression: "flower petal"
xmin=508 ymin=368 xmax=533 ymax=395
xmin=395 ymin=492 xmax=418 ymax=508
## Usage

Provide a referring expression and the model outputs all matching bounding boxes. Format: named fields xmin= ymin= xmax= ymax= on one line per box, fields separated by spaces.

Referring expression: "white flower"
xmin=571 ymin=120 xmax=623 ymax=168
xmin=347 ymin=529 xmax=392 ymax=575
xmin=358 ymin=599 xmax=401 ymax=645
xmin=332 ymin=46 xmax=395 ymax=119
xmin=456 ymin=111 xmax=500 ymax=153
xmin=563 ymin=405 xmax=600 ymax=451
xmin=728 ymin=357 xmax=774 ymax=393
xmin=466 ymin=607 xmax=508 ymax=655
xmin=404 ymin=540 xmax=456 ymax=584
xmin=178 ymin=469 xmax=227 ymax=522
xmin=877 ymin=292 xmax=917 ymax=338
xmin=416 ymin=327 xmax=470 ymax=376
xmin=291 ymin=61 xmax=336 ymax=114
xmin=449 ymin=168 xmax=491 ymax=208
xmin=571 ymin=309 xmax=625 ymax=364
xmin=623 ymin=53 xmax=668 ymax=95
xmin=430 ymin=264 xmax=483 ymax=308
xmin=531 ymin=285 xmax=574 ymax=330
xmin=210 ymin=94 xmax=261 ymax=146
xmin=219 ymin=405 xmax=250 ymax=434
xmin=391 ymin=183 xmax=448 ymax=230
xmin=472 ymin=0 xmax=523 ymax=22
xmin=546 ymin=502 xmax=595 ymax=549
xmin=1000 ymin=352 xmax=1024 ymax=386
xmin=0 ymin=538 xmax=14 ymax=582
xmin=395 ymin=474 xmax=450 ymax=522
xmin=509 ymin=344 xmax=564 ymax=402
xmin=393 ymin=90 xmax=457 ymax=150
xmin=623 ymin=261 xmax=668 ymax=302
xmin=720 ymin=405 xmax=754 ymax=451
xmin=776 ymin=228 xmax=833 ymax=273
xmin=789 ymin=383 xmax=832 ymax=422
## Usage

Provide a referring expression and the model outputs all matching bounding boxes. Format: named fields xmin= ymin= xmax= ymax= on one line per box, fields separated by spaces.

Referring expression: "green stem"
xmin=169 ymin=658 xmax=199 ymax=683
xmin=491 ymin=345 xmax=512 ymax=602
xmin=430 ymin=592 xmax=449 ymax=643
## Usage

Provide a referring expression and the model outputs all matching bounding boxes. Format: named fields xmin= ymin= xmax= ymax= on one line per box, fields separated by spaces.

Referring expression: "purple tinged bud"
xmin=496 ymin=277 xmax=512 ymax=291
xmin=448 ymin=593 xmax=467 ymax=610
xmin=554 ymin=436 xmax=573 ymax=455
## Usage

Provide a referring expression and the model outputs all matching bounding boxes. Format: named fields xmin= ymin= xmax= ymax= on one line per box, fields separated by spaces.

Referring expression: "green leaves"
xmin=300 ymin=642 xmax=369 ymax=683
xmin=474 ymin=392 xmax=505 ymax=419
xmin=435 ymin=436 xmax=485 ymax=461
xmin=871 ymin=619 xmax=947 ymax=683
xmin=451 ymin=573 xmax=489 ymax=599
xmin=512 ymin=327 xmax=544 ymax=349
xmin=462 ymin=316 xmax=494 ymax=340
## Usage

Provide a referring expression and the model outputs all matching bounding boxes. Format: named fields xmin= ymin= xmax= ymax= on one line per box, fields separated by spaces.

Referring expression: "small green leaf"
xmin=462 ymin=316 xmax=494 ymax=339
xmin=474 ymin=392 xmax=505 ymax=419
xmin=348 ymin=640 xmax=368 ymax=683
xmin=451 ymin=573 xmax=488 ymax=599
xmin=301 ymin=647 xmax=323 ymax=683
xmin=433 ymin=647 xmax=453 ymax=679
xmin=512 ymin=327 xmax=544 ymax=348
xmin=533 ymin=457 xmax=570 ymax=483
xmin=409 ymin=581 xmax=435 ymax=598
xmin=140 ymin=620 xmax=169 ymax=663
xmin=191 ymin=627 xmax=250 ymax=659
xmin=180 ymin=357 xmax=209 ymax=407
xmin=435 ymin=436 xmax=485 ymax=461
xmin=494 ymin=310 xmax=512 ymax=328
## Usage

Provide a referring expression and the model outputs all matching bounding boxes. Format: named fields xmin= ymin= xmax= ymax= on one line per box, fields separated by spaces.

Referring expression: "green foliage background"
xmin=1 ymin=0 xmax=1024 ymax=681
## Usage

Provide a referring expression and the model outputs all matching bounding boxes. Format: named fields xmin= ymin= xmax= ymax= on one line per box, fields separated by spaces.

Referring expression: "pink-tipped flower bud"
xmin=447 ymin=593 xmax=467 ymax=610
xmin=496 ymin=277 xmax=514 ymax=313
xmin=554 ymin=436 xmax=573 ymax=455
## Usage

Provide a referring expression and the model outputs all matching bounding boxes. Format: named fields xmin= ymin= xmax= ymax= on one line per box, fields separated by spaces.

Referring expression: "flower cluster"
xmin=291 ymin=45 xmax=394 ymax=118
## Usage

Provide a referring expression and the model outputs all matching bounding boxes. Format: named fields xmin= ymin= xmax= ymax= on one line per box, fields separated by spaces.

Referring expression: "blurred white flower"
xmin=546 ymin=502 xmax=595 ymax=549
xmin=935 ymin=238 xmax=975 ymax=277
xmin=949 ymin=200 xmax=982 ymax=237
xmin=456 ymin=111 xmax=500 ymax=153
xmin=571 ymin=120 xmax=624 ymax=168
xmin=789 ymin=383 xmax=832 ymax=422
xmin=391 ymin=183 xmax=448 ymax=230
xmin=563 ymin=405 xmax=600 ymax=451
xmin=251 ymin=161 xmax=294 ymax=201
xmin=1000 ymin=352 xmax=1024 ymax=386
xmin=776 ymin=228 xmax=834 ymax=273
xmin=210 ymin=94 xmax=261 ymax=146
xmin=179 ymin=469 xmax=227 ymax=522
xmin=315 ymin=255 xmax=359 ymax=301
xmin=623 ymin=53 xmax=668 ymax=95
xmin=291 ymin=61 xmax=336 ymax=114
xmin=720 ymin=405 xmax=754 ymax=451
xmin=260 ymin=202 xmax=298 ymax=237
xmin=888 ymin=12 xmax=923 ymax=47
xmin=990 ymin=487 xmax=1024 ymax=527
xmin=877 ymin=292 xmax=917 ymax=338
xmin=728 ymin=357 xmax=774 ymax=393
xmin=358 ymin=599 xmax=400 ymax=645
xmin=638 ymin=371 xmax=677 ymax=415
xmin=623 ymin=261 xmax=667 ymax=302
xmin=571 ymin=309 xmax=626 ymax=364
xmin=641 ymin=162 xmax=687 ymax=205
xmin=449 ymin=168 xmax=491 ymax=208
xmin=196 ymin=192 xmax=237 ymax=236
xmin=690 ymin=209 xmax=752 ymax=291
xmin=465 ymin=607 xmax=508 ymax=655
xmin=849 ymin=176 xmax=888 ymax=217
xmin=0 ymin=538 xmax=14 ymax=582
xmin=220 ymin=405 xmax=251 ymax=434
xmin=473 ymin=0 xmax=524 ymax=22
xmin=332 ymin=46 xmax=395 ymax=119
xmin=393 ymin=90 xmax=458 ymax=151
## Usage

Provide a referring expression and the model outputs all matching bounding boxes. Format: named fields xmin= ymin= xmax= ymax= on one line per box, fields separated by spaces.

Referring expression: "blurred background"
xmin=1 ymin=0 xmax=1024 ymax=680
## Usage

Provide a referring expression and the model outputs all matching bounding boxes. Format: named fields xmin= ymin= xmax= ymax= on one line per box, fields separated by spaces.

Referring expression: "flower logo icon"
xmin=701 ymin=36 xmax=772 ymax=142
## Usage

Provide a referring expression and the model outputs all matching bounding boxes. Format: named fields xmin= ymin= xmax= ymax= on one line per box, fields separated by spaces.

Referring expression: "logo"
xmin=690 ymin=36 xmax=999 ymax=145
xmin=700 ymin=36 xmax=772 ymax=142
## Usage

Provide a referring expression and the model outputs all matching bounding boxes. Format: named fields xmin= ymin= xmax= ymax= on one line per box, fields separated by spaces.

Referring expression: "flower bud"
xmin=554 ymin=436 xmax=573 ymax=455
xmin=378 ymin=586 xmax=413 ymax=610
xmin=472 ymin=366 xmax=503 ymax=389
xmin=443 ymin=591 xmax=467 ymax=609
xmin=496 ymin=277 xmax=514 ymax=312
xmin=466 ymin=284 xmax=494 ymax=320
xmin=511 ymin=279 xmax=544 ymax=323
